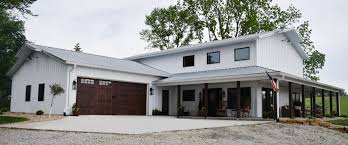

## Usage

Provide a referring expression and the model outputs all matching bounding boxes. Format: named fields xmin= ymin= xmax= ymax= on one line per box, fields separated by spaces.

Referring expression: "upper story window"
xmin=207 ymin=51 xmax=220 ymax=64
xmin=183 ymin=55 xmax=194 ymax=67
xmin=183 ymin=90 xmax=195 ymax=101
xmin=38 ymin=83 xmax=45 ymax=101
xmin=234 ymin=47 xmax=250 ymax=61
xmin=25 ymin=85 xmax=31 ymax=102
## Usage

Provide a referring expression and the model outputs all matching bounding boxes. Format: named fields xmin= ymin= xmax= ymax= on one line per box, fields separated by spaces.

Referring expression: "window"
xmin=207 ymin=51 xmax=220 ymax=64
xmin=25 ymin=85 xmax=31 ymax=102
xmin=81 ymin=78 xmax=94 ymax=84
xmin=183 ymin=55 xmax=194 ymax=67
xmin=99 ymin=80 xmax=112 ymax=86
xmin=183 ymin=90 xmax=195 ymax=101
xmin=234 ymin=47 xmax=250 ymax=61
xmin=38 ymin=84 xmax=45 ymax=101
xmin=227 ymin=87 xmax=251 ymax=109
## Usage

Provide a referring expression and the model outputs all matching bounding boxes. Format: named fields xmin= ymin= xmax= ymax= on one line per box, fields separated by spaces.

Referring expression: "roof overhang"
xmin=154 ymin=71 xmax=343 ymax=92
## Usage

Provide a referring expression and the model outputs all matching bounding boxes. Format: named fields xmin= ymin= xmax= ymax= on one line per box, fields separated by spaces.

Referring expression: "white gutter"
xmin=66 ymin=64 xmax=76 ymax=115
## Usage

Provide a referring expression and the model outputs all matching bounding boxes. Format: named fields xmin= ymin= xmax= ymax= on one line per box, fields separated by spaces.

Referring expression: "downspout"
xmin=66 ymin=64 xmax=76 ymax=114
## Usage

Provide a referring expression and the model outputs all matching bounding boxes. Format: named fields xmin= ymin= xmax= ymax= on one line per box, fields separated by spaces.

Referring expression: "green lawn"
xmin=0 ymin=116 xmax=29 ymax=124
xmin=328 ymin=119 xmax=348 ymax=126
xmin=304 ymin=96 xmax=348 ymax=116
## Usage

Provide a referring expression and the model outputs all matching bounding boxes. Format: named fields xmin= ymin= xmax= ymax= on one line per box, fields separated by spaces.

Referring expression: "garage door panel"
xmin=77 ymin=77 xmax=147 ymax=115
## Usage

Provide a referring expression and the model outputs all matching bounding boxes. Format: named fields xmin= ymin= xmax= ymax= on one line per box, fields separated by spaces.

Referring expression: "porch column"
xmin=177 ymin=85 xmax=181 ymax=117
xmin=312 ymin=87 xmax=316 ymax=117
xmin=273 ymin=79 xmax=279 ymax=121
xmin=301 ymin=85 xmax=305 ymax=117
xmin=204 ymin=83 xmax=208 ymax=118
xmin=321 ymin=89 xmax=325 ymax=117
xmin=236 ymin=81 xmax=241 ymax=118
xmin=289 ymin=82 xmax=294 ymax=118
xmin=336 ymin=92 xmax=340 ymax=117
xmin=329 ymin=91 xmax=333 ymax=116
xmin=310 ymin=93 xmax=313 ymax=116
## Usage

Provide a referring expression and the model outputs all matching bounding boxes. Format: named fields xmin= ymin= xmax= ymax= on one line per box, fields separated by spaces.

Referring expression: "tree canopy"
xmin=73 ymin=42 xmax=82 ymax=52
xmin=140 ymin=0 xmax=325 ymax=81
xmin=0 ymin=0 xmax=36 ymax=109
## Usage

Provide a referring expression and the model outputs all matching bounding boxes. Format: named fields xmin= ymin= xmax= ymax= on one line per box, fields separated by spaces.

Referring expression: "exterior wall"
xmin=256 ymin=34 xmax=304 ymax=76
xmin=136 ymin=42 xmax=256 ymax=74
xmin=11 ymin=52 xmax=68 ymax=114
xmin=65 ymin=65 xmax=162 ymax=115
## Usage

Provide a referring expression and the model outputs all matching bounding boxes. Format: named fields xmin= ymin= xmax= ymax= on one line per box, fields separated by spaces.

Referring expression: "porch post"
xmin=204 ymin=83 xmax=208 ymax=118
xmin=312 ymin=87 xmax=316 ymax=117
xmin=273 ymin=79 xmax=279 ymax=121
xmin=177 ymin=85 xmax=181 ymax=117
xmin=329 ymin=91 xmax=333 ymax=116
xmin=321 ymin=89 xmax=325 ymax=117
xmin=310 ymin=93 xmax=313 ymax=116
xmin=301 ymin=85 xmax=305 ymax=117
xmin=336 ymin=92 xmax=340 ymax=117
xmin=289 ymin=82 xmax=294 ymax=118
xmin=236 ymin=81 xmax=241 ymax=118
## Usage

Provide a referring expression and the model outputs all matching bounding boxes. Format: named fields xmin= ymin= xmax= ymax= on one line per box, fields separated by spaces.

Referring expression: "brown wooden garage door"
xmin=76 ymin=77 xmax=147 ymax=115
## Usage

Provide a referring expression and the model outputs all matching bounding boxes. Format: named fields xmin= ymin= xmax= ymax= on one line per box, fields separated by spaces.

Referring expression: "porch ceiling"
xmin=153 ymin=66 xmax=278 ymax=86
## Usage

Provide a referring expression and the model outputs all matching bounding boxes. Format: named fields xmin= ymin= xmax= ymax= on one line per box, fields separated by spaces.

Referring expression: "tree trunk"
xmin=49 ymin=96 xmax=55 ymax=118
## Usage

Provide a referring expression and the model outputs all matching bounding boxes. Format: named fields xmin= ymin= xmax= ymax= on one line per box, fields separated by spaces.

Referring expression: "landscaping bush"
xmin=0 ymin=116 xmax=29 ymax=124
xmin=36 ymin=110 xmax=44 ymax=115
xmin=0 ymin=110 xmax=2 ymax=115
xmin=72 ymin=103 xmax=80 ymax=116
xmin=152 ymin=109 xmax=162 ymax=115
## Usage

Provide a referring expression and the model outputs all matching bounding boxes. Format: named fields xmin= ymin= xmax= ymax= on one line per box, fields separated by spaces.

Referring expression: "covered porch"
xmin=149 ymin=66 xmax=343 ymax=120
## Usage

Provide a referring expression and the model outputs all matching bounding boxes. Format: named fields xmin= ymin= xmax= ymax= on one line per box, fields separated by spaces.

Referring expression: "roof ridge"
xmin=31 ymin=44 xmax=130 ymax=62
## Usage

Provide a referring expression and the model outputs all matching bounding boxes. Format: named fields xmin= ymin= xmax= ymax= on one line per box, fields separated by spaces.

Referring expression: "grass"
xmin=304 ymin=96 xmax=348 ymax=116
xmin=0 ymin=116 xmax=29 ymax=124
xmin=328 ymin=119 xmax=348 ymax=126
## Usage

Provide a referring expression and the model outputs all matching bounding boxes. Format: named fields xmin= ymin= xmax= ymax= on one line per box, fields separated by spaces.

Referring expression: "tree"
xmin=141 ymin=0 xmax=325 ymax=81
xmin=73 ymin=42 xmax=82 ymax=52
xmin=0 ymin=0 xmax=37 ymax=110
xmin=49 ymin=83 xmax=64 ymax=118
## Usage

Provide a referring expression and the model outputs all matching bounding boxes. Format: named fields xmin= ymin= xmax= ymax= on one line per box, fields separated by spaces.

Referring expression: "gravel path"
xmin=0 ymin=123 xmax=347 ymax=145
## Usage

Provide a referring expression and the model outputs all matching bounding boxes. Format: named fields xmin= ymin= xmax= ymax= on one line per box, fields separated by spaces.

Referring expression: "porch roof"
xmin=153 ymin=66 xmax=344 ymax=92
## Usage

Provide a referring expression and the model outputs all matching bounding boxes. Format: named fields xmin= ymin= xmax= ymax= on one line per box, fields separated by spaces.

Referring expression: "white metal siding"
xmin=11 ymin=52 xmax=68 ymax=114
xmin=137 ymin=42 xmax=257 ymax=74
xmin=256 ymin=34 xmax=303 ymax=76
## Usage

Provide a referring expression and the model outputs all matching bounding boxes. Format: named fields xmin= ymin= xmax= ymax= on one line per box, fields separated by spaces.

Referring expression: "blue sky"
xmin=24 ymin=0 xmax=348 ymax=92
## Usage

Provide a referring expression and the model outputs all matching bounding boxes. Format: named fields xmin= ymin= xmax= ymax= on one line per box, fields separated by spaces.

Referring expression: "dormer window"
xmin=207 ymin=51 xmax=220 ymax=64
xmin=235 ymin=47 xmax=250 ymax=61
xmin=183 ymin=55 xmax=194 ymax=67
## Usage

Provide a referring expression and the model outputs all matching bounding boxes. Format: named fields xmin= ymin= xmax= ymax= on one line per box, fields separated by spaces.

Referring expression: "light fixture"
xmin=150 ymin=88 xmax=153 ymax=95
xmin=72 ymin=80 xmax=77 ymax=90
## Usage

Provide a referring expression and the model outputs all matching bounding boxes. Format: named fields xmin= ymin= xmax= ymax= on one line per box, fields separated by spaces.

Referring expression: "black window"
xmin=207 ymin=51 xmax=220 ymax=64
xmin=183 ymin=55 xmax=194 ymax=67
xmin=25 ymin=85 xmax=31 ymax=102
xmin=38 ymin=84 xmax=45 ymax=101
xmin=227 ymin=87 xmax=251 ymax=109
xmin=235 ymin=47 xmax=250 ymax=61
xmin=183 ymin=90 xmax=195 ymax=101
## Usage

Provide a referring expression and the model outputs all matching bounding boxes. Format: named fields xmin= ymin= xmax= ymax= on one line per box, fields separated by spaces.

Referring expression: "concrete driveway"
xmin=1 ymin=116 xmax=270 ymax=134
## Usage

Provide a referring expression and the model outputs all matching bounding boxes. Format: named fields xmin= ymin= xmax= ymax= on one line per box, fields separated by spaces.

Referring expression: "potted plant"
xmin=72 ymin=103 xmax=80 ymax=116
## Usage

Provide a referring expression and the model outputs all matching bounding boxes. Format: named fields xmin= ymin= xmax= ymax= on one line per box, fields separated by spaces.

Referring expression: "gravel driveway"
xmin=0 ymin=123 xmax=347 ymax=145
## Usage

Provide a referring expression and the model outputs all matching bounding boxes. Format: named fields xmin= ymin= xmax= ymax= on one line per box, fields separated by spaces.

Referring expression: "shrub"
xmin=0 ymin=110 xmax=2 ymax=115
xmin=36 ymin=110 xmax=44 ymax=115
xmin=72 ymin=103 xmax=80 ymax=116
xmin=152 ymin=109 xmax=162 ymax=115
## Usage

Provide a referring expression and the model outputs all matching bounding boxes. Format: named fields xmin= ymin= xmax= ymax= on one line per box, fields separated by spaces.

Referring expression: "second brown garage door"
xmin=76 ymin=77 xmax=147 ymax=115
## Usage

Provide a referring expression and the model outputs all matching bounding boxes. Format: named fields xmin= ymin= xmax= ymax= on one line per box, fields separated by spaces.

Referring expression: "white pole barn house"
xmin=7 ymin=29 xmax=344 ymax=120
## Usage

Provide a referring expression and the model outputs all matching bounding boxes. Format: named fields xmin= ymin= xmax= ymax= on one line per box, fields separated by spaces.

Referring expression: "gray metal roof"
xmin=155 ymin=66 xmax=277 ymax=84
xmin=7 ymin=44 xmax=170 ymax=77
xmin=126 ymin=29 xmax=308 ymax=60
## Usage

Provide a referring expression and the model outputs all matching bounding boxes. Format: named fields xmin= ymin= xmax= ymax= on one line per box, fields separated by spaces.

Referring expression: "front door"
xmin=207 ymin=88 xmax=222 ymax=116
xmin=262 ymin=88 xmax=274 ymax=118
xmin=162 ymin=90 xmax=169 ymax=115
